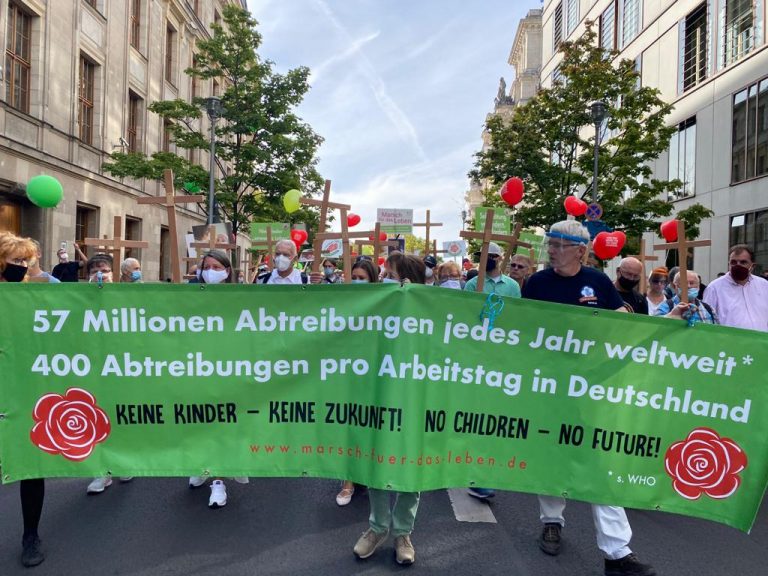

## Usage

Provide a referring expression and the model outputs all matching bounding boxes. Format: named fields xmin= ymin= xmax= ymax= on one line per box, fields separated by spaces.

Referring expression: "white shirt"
xmin=646 ymin=296 xmax=664 ymax=317
xmin=266 ymin=268 xmax=304 ymax=285
xmin=703 ymin=273 xmax=768 ymax=331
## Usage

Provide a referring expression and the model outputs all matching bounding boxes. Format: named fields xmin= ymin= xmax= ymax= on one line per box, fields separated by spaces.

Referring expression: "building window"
xmin=128 ymin=91 xmax=142 ymax=153
xmin=130 ymin=0 xmax=141 ymax=49
xmin=680 ymin=3 xmax=709 ymax=93
xmin=78 ymin=55 xmax=96 ymax=145
xmin=165 ymin=24 xmax=177 ymax=85
xmin=191 ymin=55 xmax=199 ymax=100
xmin=75 ymin=204 xmax=98 ymax=277
xmin=160 ymin=226 xmax=171 ymax=282
xmin=620 ymin=0 xmax=642 ymax=48
xmin=162 ymin=120 xmax=172 ymax=152
xmin=5 ymin=2 xmax=32 ymax=113
xmin=669 ymin=117 xmax=697 ymax=200
xmin=212 ymin=79 xmax=220 ymax=97
xmin=722 ymin=0 xmax=757 ymax=67
xmin=553 ymin=3 xmax=563 ymax=50
xmin=730 ymin=211 xmax=768 ymax=274
xmin=565 ymin=0 xmax=578 ymax=36
xmin=732 ymin=78 xmax=768 ymax=183
xmin=600 ymin=2 xmax=617 ymax=51
xmin=125 ymin=217 xmax=142 ymax=261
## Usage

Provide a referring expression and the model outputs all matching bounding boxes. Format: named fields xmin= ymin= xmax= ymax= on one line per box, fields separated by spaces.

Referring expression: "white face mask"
xmin=274 ymin=254 xmax=292 ymax=272
xmin=425 ymin=267 xmax=434 ymax=279
xmin=440 ymin=280 xmax=461 ymax=290
xmin=351 ymin=279 xmax=369 ymax=284
xmin=202 ymin=269 xmax=228 ymax=284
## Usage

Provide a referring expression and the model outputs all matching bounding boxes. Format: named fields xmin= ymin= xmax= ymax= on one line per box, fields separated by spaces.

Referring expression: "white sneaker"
xmin=189 ymin=475 xmax=207 ymax=488
xmin=209 ymin=480 xmax=227 ymax=508
xmin=87 ymin=476 xmax=112 ymax=494
xmin=119 ymin=477 xmax=134 ymax=482
xmin=232 ymin=477 xmax=249 ymax=484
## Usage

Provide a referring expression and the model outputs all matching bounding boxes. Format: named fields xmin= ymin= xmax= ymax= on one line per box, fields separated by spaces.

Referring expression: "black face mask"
xmin=2 ymin=262 xmax=28 ymax=283
xmin=618 ymin=274 xmax=639 ymax=291
xmin=486 ymin=258 xmax=498 ymax=272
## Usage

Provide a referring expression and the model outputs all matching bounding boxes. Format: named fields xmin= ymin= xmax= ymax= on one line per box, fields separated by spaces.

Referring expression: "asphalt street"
xmin=1 ymin=477 xmax=765 ymax=575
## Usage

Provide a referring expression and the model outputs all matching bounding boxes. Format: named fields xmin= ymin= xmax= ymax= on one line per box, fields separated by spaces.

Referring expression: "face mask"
xmin=485 ymin=258 xmax=498 ymax=272
xmin=324 ymin=266 xmax=335 ymax=277
xmin=89 ymin=271 xmax=113 ymax=283
xmin=274 ymin=255 xmax=292 ymax=272
xmin=382 ymin=277 xmax=400 ymax=284
xmin=202 ymin=269 xmax=228 ymax=284
xmin=57 ymin=253 xmax=68 ymax=263
xmin=618 ymin=275 xmax=640 ymax=291
xmin=441 ymin=280 xmax=461 ymax=290
xmin=2 ymin=262 xmax=27 ymax=283
xmin=730 ymin=264 xmax=751 ymax=282
xmin=687 ymin=287 xmax=699 ymax=301
xmin=425 ymin=267 xmax=434 ymax=279
xmin=351 ymin=279 xmax=369 ymax=284
xmin=130 ymin=271 xmax=142 ymax=282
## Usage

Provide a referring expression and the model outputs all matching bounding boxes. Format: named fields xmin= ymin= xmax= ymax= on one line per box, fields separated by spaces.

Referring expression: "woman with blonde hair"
xmin=0 ymin=232 xmax=46 ymax=566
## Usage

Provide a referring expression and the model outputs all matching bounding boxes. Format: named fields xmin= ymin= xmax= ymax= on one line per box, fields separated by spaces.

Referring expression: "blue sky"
xmin=246 ymin=0 xmax=533 ymax=245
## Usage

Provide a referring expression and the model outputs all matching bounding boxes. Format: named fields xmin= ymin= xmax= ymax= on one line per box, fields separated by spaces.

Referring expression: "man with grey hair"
xmin=259 ymin=239 xmax=308 ymax=284
xmin=655 ymin=269 xmax=717 ymax=324
xmin=119 ymin=257 xmax=142 ymax=283
xmin=522 ymin=220 xmax=655 ymax=576
xmin=614 ymin=257 xmax=648 ymax=314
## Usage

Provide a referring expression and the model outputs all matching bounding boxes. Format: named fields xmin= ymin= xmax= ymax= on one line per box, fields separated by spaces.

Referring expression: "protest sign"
xmin=474 ymin=207 xmax=510 ymax=235
xmin=377 ymin=209 xmax=413 ymax=235
xmin=1 ymin=284 xmax=767 ymax=531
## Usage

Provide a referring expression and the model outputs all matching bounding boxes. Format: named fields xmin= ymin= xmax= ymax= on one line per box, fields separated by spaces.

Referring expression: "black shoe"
xmin=604 ymin=553 xmax=656 ymax=576
xmin=21 ymin=535 xmax=44 ymax=568
xmin=538 ymin=522 xmax=561 ymax=556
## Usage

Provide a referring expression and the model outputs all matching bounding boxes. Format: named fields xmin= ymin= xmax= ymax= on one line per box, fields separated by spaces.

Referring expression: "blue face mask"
xmin=382 ymin=277 xmax=400 ymax=284
xmin=440 ymin=280 xmax=461 ymax=290
xmin=130 ymin=271 xmax=142 ymax=282
xmin=679 ymin=287 xmax=698 ymax=301
xmin=351 ymin=279 xmax=369 ymax=284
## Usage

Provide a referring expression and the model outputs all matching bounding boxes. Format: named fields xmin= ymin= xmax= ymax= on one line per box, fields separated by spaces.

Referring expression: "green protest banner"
xmin=474 ymin=207 xmax=510 ymax=235
xmin=1 ymin=284 xmax=767 ymax=531
xmin=518 ymin=231 xmax=545 ymax=262
xmin=250 ymin=222 xmax=289 ymax=242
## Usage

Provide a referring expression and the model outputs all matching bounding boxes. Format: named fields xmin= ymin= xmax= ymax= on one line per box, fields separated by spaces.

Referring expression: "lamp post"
xmin=590 ymin=100 xmax=608 ymax=205
xmin=204 ymin=96 xmax=223 ymax=225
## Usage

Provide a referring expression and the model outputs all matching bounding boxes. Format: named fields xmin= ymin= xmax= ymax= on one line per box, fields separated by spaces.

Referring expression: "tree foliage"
xmin=103 ymin=5 xmax=324 ymax=239
xmin=471 ymin=22 xmax=712 ymax=241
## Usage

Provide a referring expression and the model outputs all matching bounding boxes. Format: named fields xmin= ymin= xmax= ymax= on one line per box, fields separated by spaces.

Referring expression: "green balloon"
xmin=283 ymin=189 xmax=302 ymax=213
xmin=26 ymin=175 xmax=64 ymax=208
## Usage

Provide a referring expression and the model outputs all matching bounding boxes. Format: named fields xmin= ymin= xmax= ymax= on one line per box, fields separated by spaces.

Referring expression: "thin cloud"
xmin=310 ymin=31 xmax=380 ymax=84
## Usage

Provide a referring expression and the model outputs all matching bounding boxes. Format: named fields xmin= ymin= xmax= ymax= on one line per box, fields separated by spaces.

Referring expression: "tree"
xmin=470 ymin=22 xmax=712 ymax=242
xmin=103 ymin=5 xmax=324 ymax=241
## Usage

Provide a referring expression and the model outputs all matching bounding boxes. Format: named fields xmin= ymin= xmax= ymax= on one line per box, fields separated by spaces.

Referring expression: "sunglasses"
xmin=509 ymin=263 xmax=527 ymax=270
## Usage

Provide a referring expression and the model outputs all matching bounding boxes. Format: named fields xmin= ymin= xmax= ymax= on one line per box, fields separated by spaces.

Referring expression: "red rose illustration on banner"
xmin=664 ymin=428 xmax=747 ymax=500
xmin=30 ymin=388 xmax=111 ymax=461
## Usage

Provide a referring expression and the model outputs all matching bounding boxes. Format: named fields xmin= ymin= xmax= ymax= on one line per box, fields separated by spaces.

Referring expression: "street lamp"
xmin=590 ymin=100 xmax=608 ymax=205
xmin=203 ymin=96 xmax=223 ymax=225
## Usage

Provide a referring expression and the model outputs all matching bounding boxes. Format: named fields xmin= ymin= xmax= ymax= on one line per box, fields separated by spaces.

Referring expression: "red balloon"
xmin=347 ymin=213 xmax=361 ymax=227
xmin=290 ymin=229 xmax=308 ymax=245
xmin=593 ymin=231 xmax=626 ymax=260
xmin=564 ymin=196 xmax=588 ymax=217
xmin=369 ymin=232 xmax=387 ymax=242
xmin=377 ymin=257 xmax=386 ymax=266
xmin=500 ymin=177 xmax=524 ymax=207
xmin=660 ymin=219 xmax=679 ymax=242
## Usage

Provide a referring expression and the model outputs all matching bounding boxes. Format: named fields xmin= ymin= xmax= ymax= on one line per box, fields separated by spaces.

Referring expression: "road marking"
xmin=447 ymin=488 xmax=497 ymax=523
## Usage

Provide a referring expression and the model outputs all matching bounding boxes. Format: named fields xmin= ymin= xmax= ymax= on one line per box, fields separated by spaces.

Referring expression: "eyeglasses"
xmin=650 ymin=278 xmax=668 ymax=285
xmin=509 ymin=263 xmax=527 ymax=269
xmin=547 ymin=242 xmax=580 ymax=250
xmin=618 ymin=269 xmax=642 ymax=281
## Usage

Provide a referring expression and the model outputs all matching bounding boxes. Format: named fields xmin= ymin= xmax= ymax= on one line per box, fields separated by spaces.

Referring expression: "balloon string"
xmin=479 ymin=293 xmax=505 ymax=330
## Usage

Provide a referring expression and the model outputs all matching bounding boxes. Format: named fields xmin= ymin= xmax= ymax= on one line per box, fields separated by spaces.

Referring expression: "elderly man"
xmin=259 ymin=239 xmax=308 ymax=284
xmin=522 ymin=220 xmax=655 ymax=576
xmin=119 ymin=258 xmax=142 ymax=283
xmin=463 ymin=242 xmax=520 ymax=297
xmin=703 ymin=244 xmax=768 ymax=331
xmin=655 ymin=270 xmax=716 ymax=324
xmin=614 ymin=257 xmax=648 ymax=314
xmin=508 ymin=253 xmax=533 ymax=291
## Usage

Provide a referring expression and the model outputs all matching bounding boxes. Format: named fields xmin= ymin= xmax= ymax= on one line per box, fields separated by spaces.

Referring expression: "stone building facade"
xmin=0 ymin=0 xmax=245 ymax=280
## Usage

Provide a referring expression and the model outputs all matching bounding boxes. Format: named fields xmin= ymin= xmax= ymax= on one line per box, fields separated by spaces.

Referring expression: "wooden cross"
xmin=249 ymin=226 xmax=276 ymax=272
xmin=190 ymin=224 xmax=237 ymax=254
xmin=298 ymin=180 xmax=351 ymax=274
xmin=354 ymin=234 xmax=400 ymax=257
xmin=84 ymin=215 xmax=149 ymax=279
xmin=499 ymin=222 xmax=533 ymax=274
xmin=431 ymin=239 xmax=448 ymax=260
xmin=459 ymin=209 xmax=530 ymax=292
xmin=653 ymin=220 xmax=711 ymax=304
xmin=136 ymin=169 xmax=205 ymax=283
xmin=581 ymin=240 xmax=595 ymax=266
xmin=630 ymin=238 xmax=659 ymax=294
xmin=234 ymin=246 xmax=255 ymax=283
xmin=316 ymin=222 xmax=393 ymax=283
xmin=413 ymin=210 xmax=443 ymax=255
